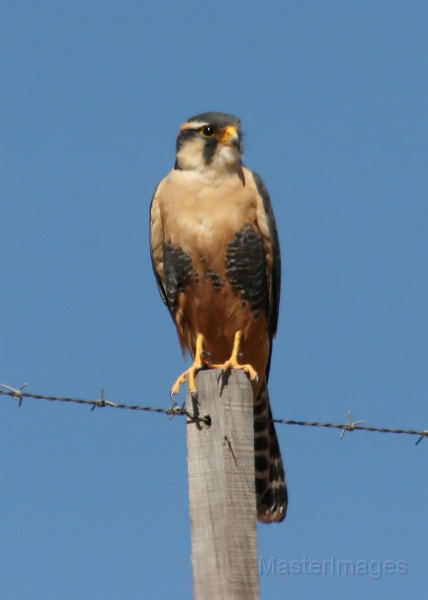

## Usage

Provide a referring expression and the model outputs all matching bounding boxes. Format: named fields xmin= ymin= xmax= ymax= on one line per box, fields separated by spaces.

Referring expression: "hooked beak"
xmin=219 ymin=126 xmax=241 ymax=149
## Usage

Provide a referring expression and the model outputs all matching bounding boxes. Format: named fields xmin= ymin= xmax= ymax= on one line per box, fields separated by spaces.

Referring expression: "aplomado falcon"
xmin=150 ymin=112 xmax=287 ymax=522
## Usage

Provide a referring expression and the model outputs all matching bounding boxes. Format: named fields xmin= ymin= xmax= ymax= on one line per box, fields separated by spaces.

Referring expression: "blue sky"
xmin=1 ymin=2 xmax=427 ymax=598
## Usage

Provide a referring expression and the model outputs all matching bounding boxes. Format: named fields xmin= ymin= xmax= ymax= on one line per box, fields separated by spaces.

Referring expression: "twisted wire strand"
xmin=0 ymin=388 xmax=185 ymax=416
xmin=1 ymin=386 xmax=426 ymax=443
xmin=270 ymin=417 xmax=426 ymax=437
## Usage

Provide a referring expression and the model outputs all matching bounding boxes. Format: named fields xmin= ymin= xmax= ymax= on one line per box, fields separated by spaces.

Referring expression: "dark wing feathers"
xmin=251 ymin=171 xmax=281 ymax=339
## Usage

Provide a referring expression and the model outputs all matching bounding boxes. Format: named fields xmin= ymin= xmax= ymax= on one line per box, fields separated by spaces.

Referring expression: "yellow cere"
xmin=219 ymin=126 xmax=238 ymax=144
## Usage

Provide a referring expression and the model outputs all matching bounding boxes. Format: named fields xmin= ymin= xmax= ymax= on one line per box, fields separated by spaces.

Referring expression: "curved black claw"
xmin=201 ymin=350 xmax=213 ymax=363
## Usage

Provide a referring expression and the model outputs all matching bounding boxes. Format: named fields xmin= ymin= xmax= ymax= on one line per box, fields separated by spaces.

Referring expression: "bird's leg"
xmin=171 ymin=333 xmax=207 ymax=399
xmin=212 ymin=330 xmax=258 ymax=384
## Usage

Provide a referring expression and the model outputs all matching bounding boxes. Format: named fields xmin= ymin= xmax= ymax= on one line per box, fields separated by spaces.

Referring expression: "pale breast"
xmin=156 ymin=166 xmax=270 ymax=373
xmin=158 ymin=168 xmax=259 ymax=265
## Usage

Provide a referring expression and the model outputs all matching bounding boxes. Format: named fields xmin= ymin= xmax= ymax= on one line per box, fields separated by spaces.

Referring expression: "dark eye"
xmin=201 ymin=126 xmax=215 ymax=138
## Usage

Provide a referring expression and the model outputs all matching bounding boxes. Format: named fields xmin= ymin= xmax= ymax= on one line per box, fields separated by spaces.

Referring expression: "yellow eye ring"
xmin=200 ymin=126 xmax=216 ymax=138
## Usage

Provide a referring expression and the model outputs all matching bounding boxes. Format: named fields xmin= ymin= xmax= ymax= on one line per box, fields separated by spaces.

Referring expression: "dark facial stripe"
xmin=203 ymin=137 xmax=218 ymax=163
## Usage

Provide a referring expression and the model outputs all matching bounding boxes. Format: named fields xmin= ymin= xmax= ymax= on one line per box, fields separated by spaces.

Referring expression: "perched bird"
xmin=150 ymin=112 xmax=287 ymax=522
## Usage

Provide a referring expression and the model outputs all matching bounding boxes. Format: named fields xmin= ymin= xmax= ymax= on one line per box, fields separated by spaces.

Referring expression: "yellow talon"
xmin=212 ymin=331 xmax=258 ymax=383
xmin=171 ymin=331 xmax=258 ymax=398
xmin=171 ymin=333 xmax=206 ymax=397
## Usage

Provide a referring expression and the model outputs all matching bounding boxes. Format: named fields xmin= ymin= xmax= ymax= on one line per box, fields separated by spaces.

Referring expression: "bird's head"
xmin=174 ymin=112 xmax=243 ymax=177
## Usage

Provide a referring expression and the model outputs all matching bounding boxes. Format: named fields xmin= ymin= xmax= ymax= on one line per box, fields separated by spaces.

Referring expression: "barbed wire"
xmin=1 ymin=383 xmax=427 ymax=445
xmin=0 ymin=384 xmax=189 ymax=417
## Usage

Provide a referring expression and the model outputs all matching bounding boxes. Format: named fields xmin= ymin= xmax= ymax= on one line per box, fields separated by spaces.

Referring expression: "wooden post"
xmin=187 ymin=369 xmax=260 ymax=600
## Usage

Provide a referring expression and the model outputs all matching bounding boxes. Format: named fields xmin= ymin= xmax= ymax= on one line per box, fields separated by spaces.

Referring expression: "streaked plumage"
xmin=150 ymin=112 xmax=287 ymax=522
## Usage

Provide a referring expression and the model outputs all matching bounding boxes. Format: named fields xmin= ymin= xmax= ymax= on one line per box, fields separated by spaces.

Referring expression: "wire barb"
xmin=166 ymin=400 xmax=188 ymax=419
xmin=415 ymin=430 xmax=428 ymax=446
xmin=340 ymin=411 xmax=366 ymax=439
xmin=90 ymin=387 xmax=117 ymax=411
xmin=0 ymin=382 xmax=28 ymax=407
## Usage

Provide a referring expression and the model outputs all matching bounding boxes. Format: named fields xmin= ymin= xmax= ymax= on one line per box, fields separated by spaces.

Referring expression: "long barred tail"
xmin=254 ymin=382 xmax=288 ymax=523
